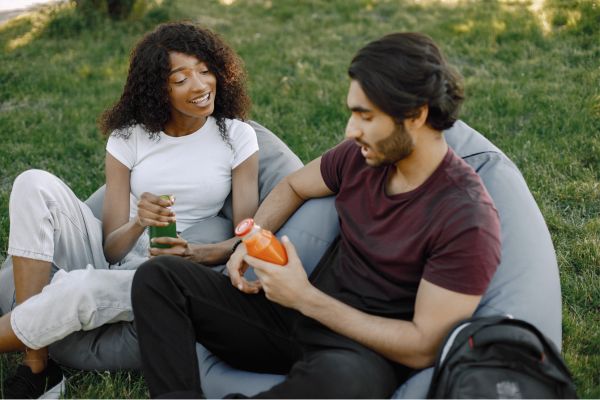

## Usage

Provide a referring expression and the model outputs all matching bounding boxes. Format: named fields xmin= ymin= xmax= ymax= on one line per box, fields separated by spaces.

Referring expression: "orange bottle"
xmin=234 ymin=218 xmax=288 ymax=265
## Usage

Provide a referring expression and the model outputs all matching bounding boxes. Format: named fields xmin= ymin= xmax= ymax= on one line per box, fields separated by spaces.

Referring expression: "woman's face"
xmin=167 ymin=52 xmax=217 ymax=125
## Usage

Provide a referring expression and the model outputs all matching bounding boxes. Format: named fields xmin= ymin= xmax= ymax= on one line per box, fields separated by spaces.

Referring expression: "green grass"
xmin=0 ymin=0 xmax=598 ymax=397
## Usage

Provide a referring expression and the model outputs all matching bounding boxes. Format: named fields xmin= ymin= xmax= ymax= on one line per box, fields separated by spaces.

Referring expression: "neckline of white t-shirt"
xmin=158 ymin=116 xmax=217 ymax=142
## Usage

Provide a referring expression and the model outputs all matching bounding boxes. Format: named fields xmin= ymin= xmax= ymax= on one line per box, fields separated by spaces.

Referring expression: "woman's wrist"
xmin=187 ymin=242 xmax=231 ymax=265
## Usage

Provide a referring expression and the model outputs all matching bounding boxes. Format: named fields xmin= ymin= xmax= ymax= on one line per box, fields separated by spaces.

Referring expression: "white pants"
xmin=4 ymin=169 xmax=147 ymax=349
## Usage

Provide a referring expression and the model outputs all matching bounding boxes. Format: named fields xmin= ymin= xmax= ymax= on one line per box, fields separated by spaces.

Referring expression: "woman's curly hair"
xmin=100 ymin=22 xmax=250 ymax=143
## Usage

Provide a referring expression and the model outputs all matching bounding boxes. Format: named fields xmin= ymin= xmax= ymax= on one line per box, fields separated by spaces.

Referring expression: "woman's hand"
xmin=150 ymin=239 xmax=235 ymax=266
xmin=149 ymin=235 xmax=190 ymax=258
xmin=136 ymin=192 xmax=175 ymax=228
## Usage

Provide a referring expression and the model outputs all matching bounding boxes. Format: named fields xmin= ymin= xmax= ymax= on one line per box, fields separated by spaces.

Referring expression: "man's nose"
xmin=345 ymin=120 xmax=361 ymax=140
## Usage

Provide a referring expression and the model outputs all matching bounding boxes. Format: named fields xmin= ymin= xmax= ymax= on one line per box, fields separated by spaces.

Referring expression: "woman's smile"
xmin=189 ymin=92 xmax=211 ymax=107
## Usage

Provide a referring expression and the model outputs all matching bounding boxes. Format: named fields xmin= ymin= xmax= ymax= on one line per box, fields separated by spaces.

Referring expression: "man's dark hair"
xmin=100 ymin=22 xmax=250 ymax=142
xmin=348 ymin=32 xmax=464 ymax=131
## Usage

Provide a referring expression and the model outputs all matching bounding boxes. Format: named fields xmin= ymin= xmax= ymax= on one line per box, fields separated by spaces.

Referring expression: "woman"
xmin=0 ymin=22 xmax=258 ymax=399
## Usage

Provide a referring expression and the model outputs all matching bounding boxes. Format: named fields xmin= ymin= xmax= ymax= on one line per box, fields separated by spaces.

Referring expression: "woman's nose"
xmin=191 ymin=72 xmax=209 ymax=91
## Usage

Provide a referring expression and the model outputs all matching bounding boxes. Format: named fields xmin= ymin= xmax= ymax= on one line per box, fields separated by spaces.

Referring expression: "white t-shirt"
xmin=106 ymin=117 xmax=258 ymax=232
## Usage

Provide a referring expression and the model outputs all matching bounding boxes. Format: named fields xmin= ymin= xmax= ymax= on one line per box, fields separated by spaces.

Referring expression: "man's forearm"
xmin=253 ymin=176 xmax=306 ymax=233
xmin=297 ymin=286 xmax=435 ymax=369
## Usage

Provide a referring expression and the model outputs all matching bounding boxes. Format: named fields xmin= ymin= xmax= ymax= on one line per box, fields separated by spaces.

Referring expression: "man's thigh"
xmin=281 ymin=317 xmax=411 ymax=398
xmin=258 ymin=321 xmax=405 ymax=399
xmin=183 ymin=260 xmax=302 ymax=374
xmin=136 ymin=256 xmax=302 ymax=374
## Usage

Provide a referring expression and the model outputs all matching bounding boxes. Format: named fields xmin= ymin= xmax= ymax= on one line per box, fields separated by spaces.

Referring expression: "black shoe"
xmin=1 ymin=358 xmax=65 ymax=399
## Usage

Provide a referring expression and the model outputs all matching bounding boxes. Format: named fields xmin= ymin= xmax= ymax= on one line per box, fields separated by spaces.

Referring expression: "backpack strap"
xmin=427 ymin=315 xmax=512 ymax=398
xmin=501 ymin=319 xmax=577 ymax=388
xmin=432 ymin=315 xmax=509 ymax=367
xmin=473 ymin=324 xmax=544 ymax=356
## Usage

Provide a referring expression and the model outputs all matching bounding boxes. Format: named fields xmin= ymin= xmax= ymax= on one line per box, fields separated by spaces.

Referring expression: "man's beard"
xmin=371 ymin=124 xmax=414 ymax=166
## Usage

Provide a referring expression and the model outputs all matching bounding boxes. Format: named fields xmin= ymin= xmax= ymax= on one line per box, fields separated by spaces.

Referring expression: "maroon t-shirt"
xmin=317 ymin=140 xmax=501 ymax=320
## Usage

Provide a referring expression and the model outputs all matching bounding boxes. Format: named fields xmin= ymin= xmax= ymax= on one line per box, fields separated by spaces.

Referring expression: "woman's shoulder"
xmin=223 ymin=118 xmax=256 ymax=139
xmin=109 ymin=124 xmax=152 ymax=140
xmin=222 ymin=118 xmax=252 ymax=131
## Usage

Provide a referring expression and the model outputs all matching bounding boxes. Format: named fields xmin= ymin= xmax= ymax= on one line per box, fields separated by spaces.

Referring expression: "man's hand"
xmin=245 ymin=236 xmax=312 ymax=310
xmin=226 ymin=243 xmax=262 ymax=294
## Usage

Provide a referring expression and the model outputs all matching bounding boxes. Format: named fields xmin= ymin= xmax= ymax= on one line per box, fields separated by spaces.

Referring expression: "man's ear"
xmin=406 ymin=105 xmax=429 ymax=130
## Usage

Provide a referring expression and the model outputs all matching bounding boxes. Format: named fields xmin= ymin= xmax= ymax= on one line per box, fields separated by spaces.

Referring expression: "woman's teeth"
xmin=191 ymin=93 xmax=210 ymax=104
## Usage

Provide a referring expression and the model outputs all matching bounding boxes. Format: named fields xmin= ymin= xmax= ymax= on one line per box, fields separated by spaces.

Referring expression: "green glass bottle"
xmin=149 ymin=195 xmax=177 ymax=248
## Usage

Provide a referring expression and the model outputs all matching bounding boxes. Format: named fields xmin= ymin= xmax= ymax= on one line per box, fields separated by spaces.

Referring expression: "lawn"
xmin=0 ymin=0 xmax=598 ymax=397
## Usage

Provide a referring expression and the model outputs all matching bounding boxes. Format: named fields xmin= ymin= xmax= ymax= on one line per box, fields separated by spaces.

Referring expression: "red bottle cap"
xmin=235 ymin=218 xmax=255 ymax=237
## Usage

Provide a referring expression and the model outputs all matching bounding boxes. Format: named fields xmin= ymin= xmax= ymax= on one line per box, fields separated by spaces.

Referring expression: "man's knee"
xmin=131 ymin=256 xmax=186 ymax=305
xmin=132 ymin=257 xmax=165 ymax=302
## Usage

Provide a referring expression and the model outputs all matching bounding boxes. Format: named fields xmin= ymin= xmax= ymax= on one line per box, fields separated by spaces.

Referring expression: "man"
xmin=131 ymin=32 xmax=502 ymax=398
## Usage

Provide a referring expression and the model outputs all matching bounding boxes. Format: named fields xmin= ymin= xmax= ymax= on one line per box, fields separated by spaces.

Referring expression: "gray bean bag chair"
xmin=194 ymin=120 xmax=562 ymax=399
xmin=0 ymin=120 xmax=561 ymax=399
xmin=0 ymin=120 xmax=310 ymax=369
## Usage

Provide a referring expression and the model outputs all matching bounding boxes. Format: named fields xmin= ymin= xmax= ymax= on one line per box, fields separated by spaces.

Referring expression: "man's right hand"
xmin=226 ymin=244 xmax=262 ymax=294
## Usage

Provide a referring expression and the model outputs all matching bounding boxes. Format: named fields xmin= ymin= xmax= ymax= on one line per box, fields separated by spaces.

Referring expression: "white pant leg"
xmin=8 ymin=169 xmax=107 ymax=271
xmin=11 ymin=267 xmax=136 ymax=350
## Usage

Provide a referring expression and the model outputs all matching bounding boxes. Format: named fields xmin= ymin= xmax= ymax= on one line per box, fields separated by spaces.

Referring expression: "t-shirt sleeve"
xmin=106 ymin=131 xmax=136 ymax=169
xmin=230 ymin=121 xmax=259 ymax=169
xmin=422 ymin=200 xmax=502 ymax=295
xmin=320 ymin=140 xmax=356 ymax=193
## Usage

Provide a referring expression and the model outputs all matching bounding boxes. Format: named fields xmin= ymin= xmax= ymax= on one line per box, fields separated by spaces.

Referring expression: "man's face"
xmin=345 ymin=80 xmax=414 ymax=167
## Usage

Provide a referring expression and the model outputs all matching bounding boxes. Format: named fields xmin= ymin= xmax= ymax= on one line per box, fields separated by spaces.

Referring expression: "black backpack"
xmin=427 ymin=315 xmax=577 ymax=399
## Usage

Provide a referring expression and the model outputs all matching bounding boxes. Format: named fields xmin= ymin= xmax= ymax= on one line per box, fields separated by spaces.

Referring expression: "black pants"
xmin=131 ymin=250 xmax=410 ymax=398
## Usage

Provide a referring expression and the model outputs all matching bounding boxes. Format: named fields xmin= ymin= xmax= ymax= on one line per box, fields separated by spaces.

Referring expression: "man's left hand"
xmin=245 ymin=236 xmax=312 ymax=310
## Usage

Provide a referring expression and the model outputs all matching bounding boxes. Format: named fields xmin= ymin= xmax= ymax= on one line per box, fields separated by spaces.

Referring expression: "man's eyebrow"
xmin=348 ymin=106 xmax=372 ymax=113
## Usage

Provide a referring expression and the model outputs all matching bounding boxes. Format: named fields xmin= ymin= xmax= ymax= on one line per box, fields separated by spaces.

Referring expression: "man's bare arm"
xmin=226 ymin=157 xmax=333 ymax=292
xmin=297 ymin=279 xmax=480 ymax=368
xmin=250 ymin=240 xmax=482 ymax=369
xmin=253 ymin=156 xmax=333 ymax=232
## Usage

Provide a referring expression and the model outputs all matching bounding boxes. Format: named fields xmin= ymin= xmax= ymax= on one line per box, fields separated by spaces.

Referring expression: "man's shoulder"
xmin=443 ymin=150 xmax=495 ymax=205
xmin=323 ymin=139 xmax=362 ymax=166
xmin=426 ymin=150 xmax=499 ymax=232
